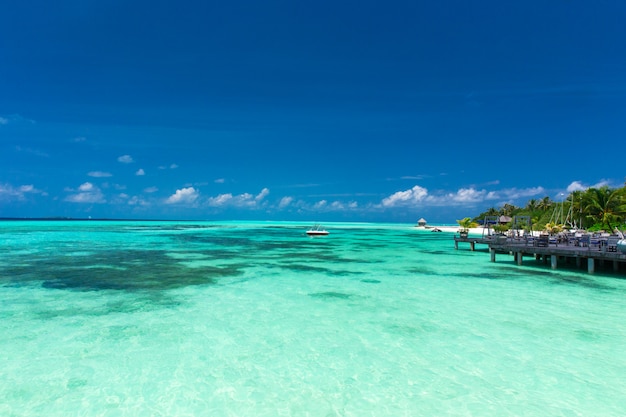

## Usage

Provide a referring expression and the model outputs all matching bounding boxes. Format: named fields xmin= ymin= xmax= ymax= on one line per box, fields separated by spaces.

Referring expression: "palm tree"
xmin=525 ymin=199 xmax=538 ymax=212
xmin=537 ymin=196 xmax=552 ymax=212
xmin=501 ymin=203 xmax=517 ymax=216
xmin=456 ymin=217 xmax=478 ymax=237
xmin=582 ymin=186 xmax=626 ymax=230
xmin=531 ymin=215 xmax=542 ymax=231
xmin=544 ymin=221 xmax=563 ymax=235
xmin=485 ymin=207 xmax=499 ymax=216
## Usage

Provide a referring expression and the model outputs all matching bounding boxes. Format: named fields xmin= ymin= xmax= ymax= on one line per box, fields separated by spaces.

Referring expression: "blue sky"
xmin=1 ymin=1 xmax=625 ymax=223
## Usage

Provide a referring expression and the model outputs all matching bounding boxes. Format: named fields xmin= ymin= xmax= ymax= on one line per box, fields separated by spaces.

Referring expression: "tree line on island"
xmin=458 ymin=184 xmax=626 ymax=235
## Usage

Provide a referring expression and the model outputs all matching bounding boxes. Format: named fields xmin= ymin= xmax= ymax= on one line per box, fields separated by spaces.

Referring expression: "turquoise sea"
xmin=1 ymin=220 xmax=625 ymax=417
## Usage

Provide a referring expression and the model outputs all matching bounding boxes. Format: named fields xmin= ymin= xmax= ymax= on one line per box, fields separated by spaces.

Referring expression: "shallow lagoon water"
xmin=1 ymin=221 xmax=626 ymax=416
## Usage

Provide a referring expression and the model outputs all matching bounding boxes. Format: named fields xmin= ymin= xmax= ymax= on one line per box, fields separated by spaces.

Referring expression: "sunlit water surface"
xmin=1 ymin=221 xmax=625 ymax=416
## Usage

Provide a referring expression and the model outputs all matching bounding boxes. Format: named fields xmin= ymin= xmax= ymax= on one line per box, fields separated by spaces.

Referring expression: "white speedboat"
xmin=306 ymin=224 xmax=329 ymax=236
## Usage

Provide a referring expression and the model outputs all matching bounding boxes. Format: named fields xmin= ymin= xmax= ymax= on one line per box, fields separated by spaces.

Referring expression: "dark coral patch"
xmin=5 ymin=249 xmax=238 ymax=292
xmin=309 ymin=291 xmax=353 ymax=300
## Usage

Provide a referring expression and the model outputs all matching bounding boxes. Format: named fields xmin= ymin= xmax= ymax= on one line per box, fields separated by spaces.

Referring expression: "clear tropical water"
xmin=1 ymin=220 xmax=625 ymax=417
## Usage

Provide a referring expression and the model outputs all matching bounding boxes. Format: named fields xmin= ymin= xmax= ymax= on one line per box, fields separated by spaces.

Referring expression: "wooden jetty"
xmin=454 ymin=235 xmax=626 ymax=274
xmin=453 ymin=236 xmax=494 ymax=251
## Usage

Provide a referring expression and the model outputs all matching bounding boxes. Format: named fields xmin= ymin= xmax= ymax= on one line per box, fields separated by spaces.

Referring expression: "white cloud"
xmin=117 ymin=155 xmax=134 ymax=163
xmin=136 ymin=169 xmax=145 ymax=176
xmin=302 ymin=198 xmax=359 ymax=213
xmin=278 ymin=196 xmax=293 ymax=208
xmin=144 ymin=186 xmax=158 ymax=193
xmin=566 ymin=180 xmax=611 ymax=193
xmin=234 ymin=194 xmax=256 ymax=207
xmin=214 ymin=178 xmax=225 ymax=184
xmin=500 ymin=187 xmax=545 ymax=200
xmin=65 ymin=182 xmax=105 ymax=203
xmin=79 ymin=182 xmax=95 ymax=191
xmin=0 ymin=114 xmax=35 ymax=125
xmin=567 ymin=181 xmax=586 ymax=193
xmin=313 ymin=200 xmax=328 ymax=209
xmin=88 ymin=171 xmax=113 ymax=178
xmin=208 ymin=193 xmax=233 ymax=206
xmin=19 ymin=185 xmax=34 ymax=193
xmin=128 ymin=196 xmax=150 ymax=206
xmin=256 ymin=188 xmax=269 ymax=201
xmin=400 ymin=175 xmax=427 ymax=180
xmin=159 ymin=163 xmax=177 ymax=170
xmin=379 ymin=184 xmax=547 ymax=209
xmin=379 ymin=185 xmax=504 ymax=209
xmin=207 ymin=189 xmax=270 ymax=208
xmin=15 ymin=146 xmax=49 ymax=158
xmin=448 ymin=187 xmax=491 ymax=203
xmin=381 ymin=185 xmax=429 ymax=207
xmin=0 ymin=184 xmax=18 ymax=199
xmin=166 ymin=187 xmax=199 ymax=204
xmin=593 ymin=180 xmax=611 ymax=188
xmin=0 ymin=183 xmax=43 ymax=201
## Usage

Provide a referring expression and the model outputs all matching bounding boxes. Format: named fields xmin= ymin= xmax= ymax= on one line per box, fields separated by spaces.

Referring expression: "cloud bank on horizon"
xmin=0 ymin=145 xmax=619 ymax=222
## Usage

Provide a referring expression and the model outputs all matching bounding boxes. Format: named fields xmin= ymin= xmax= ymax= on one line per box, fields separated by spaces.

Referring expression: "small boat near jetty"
xmin=306 ymin=224 xmax=329 ymax=236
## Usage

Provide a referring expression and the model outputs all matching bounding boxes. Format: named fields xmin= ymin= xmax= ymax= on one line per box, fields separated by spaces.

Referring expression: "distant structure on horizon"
xmin=417 ymin=218 xmax=427 ymax=227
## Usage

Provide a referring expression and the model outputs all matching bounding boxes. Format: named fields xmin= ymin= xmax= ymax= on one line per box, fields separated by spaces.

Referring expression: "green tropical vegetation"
xmin=456 ymin=217 xmax=478 ymax=233
xmin=470 ymin=184 xmax=626 ymax=233
xmin=492 ymin=223 xmax=510 ymax=234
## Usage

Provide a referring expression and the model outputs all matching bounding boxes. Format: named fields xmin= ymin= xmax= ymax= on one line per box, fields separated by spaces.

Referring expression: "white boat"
xmin=306 ymin=224 xmax=329 ymax=236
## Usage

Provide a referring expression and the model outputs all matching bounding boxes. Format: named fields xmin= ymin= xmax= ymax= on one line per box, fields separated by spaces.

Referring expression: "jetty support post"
xmin=490 ymin=248 xmax=496 ymax=262
xmin=551 ymin=255 xmax=558 ymax=270
xmin=588 ymin=258 xmax=595 ymax=274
